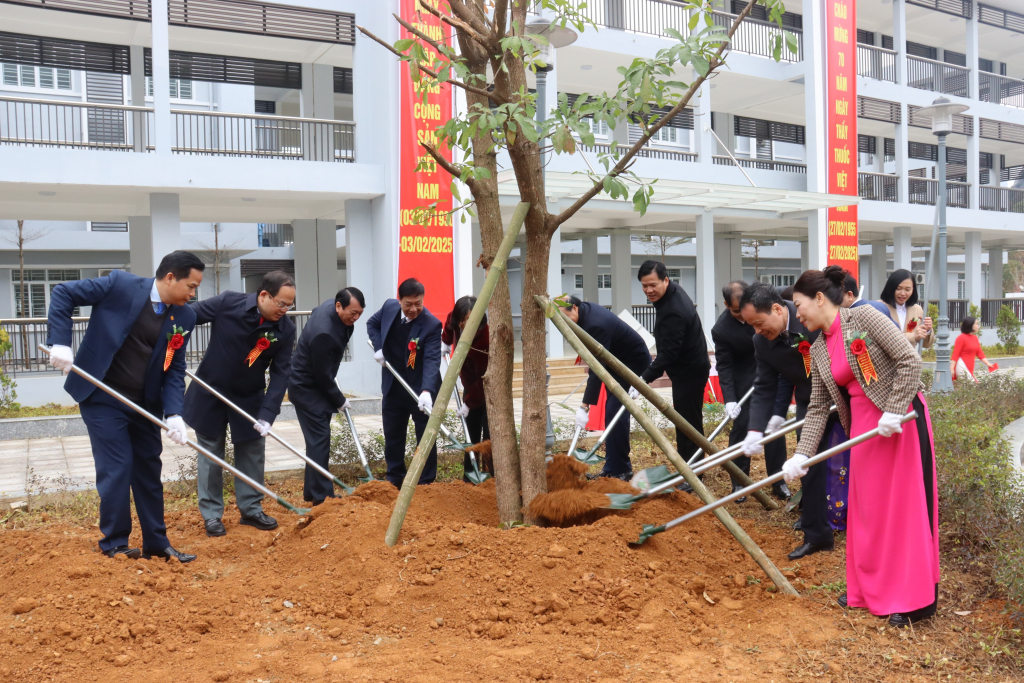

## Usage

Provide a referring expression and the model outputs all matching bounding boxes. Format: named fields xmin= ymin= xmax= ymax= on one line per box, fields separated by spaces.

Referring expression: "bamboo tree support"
xmin=385 ymin=201 xmax=530 ymax=547
xmin=538 ymin=297 xmax=796 ymax=595
xmin=559 ymin=314 xmax=779 ymax=512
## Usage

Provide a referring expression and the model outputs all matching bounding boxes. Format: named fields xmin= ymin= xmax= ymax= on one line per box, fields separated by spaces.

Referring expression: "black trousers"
xmin=729 ymin=401 xmax=787 ymax=482
xmin=669 ymin=370 xmax=709 ymax=463
xmin=382 ymin=388 xmax=437 ymax=488
xmin=600 ymin=389 xmax=633 ymax=476
xmin=795 ymin=401 xmax=836 ymax=547
xmin=294 ymin=403 xmax=335 ymax=504
xmin=463 ymin=404 xmax=490 ymax=481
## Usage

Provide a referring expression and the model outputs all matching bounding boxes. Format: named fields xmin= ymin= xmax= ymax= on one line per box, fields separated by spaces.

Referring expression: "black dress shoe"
xmin=143 ymin=546 xmax=197 ymax=563
xmin=102 ymin=546 xmax=141 ymax=559
xmin=772 ymin=482 xmax=792 ymax=500
xmin=792 ymin=519 xmax=803 ymax=531
xmin=837 ymin=593 xmax=848 ymax=608
xmin=204 ymin=518 xmax=226 ymax=538
xmin=240 ymin=511 xmax=278 ymax=531
xmin=787 ymin=541 xmax=834 ymax=560
xmin=888 ymin=613 xmax=911 ymax=628
xmin=599 ymin=471 xmax=634 ymax=481
xmin=731 ymin=483 xmax=747 ymax=504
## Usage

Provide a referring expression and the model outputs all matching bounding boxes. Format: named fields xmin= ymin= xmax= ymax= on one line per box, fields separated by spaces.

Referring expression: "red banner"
xmin=397 ymin=0 xmax=455 ymax=320
xmin=826 ymin=0 xmax=858 ymax=278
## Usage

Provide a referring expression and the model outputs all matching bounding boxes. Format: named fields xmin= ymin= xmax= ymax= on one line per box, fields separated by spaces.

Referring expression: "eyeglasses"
xmin=271 ymin=297 xmax=294 ymax=311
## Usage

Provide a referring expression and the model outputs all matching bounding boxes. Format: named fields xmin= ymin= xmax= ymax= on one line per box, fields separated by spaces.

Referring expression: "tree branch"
xmin=356 ymin=25 xmax=504 ymax=104
xmin=551 ymin=0 xmax=759 ymax=232
xmin=416 ymin=0 xmax=492 ymax=49
xmin=421 ymin=143 xmax=475 ymax=193
xmin=392 ymin=13 xmax=447 ymax=56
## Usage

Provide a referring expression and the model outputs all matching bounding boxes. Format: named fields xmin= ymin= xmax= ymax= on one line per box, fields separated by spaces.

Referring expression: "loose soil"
xmin=0 ymin=461 xmax=1017 ymax=682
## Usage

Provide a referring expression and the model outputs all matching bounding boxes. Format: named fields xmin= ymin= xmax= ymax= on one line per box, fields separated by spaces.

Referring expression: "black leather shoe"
xmin=731 ymin=483 xmax=747 ymax=504
xmin=787 ymin=541 xmax=834 ymax=560
xmin=599 ymin=471 xmax=634 ymax=481
xmin=204 ymin=518 xmax=226 ymax=538
xmin=888 ymin=613 xmax=911 ymax=628
xmin=239 ymin=511 xmax=278 ymax=531
xmin=837 ymin=593 xmax=848 ymax=608
xmin=143 ymin=546 xmax=197 ymax=563
xmin=772 ymin=482 xmax=792 ymax=500
xmin=102 ymin=546 xmax=141 ymax=560
xmin=792 ymin=519 xmax=803 ymax=531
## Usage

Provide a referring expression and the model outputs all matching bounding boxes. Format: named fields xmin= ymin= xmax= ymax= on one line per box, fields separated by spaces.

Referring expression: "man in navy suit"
xmin=46 ymin=251 xmax=204 ymax=562
xmin=366 ymin=278 xmax=443 ymax=488
xmin=184 ymin=271 xmax=296 ymax=537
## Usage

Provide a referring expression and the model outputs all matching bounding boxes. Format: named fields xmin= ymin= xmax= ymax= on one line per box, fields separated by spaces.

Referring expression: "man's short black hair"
xmin=156 ymin=251 xmax=205 ymax=280
xmin=566 ymin=295 xmax=582 ymax=308
xmin=842 ymin=273 xmax=858 ymax=295
xmin=637 ymin=260 xmax=668 ymax=281
xmin=336 ymin=287 xmax=365 ymax=308
xmin=397 ymin=278 xmax=425 ymax=299
xmin=721 ymin=280 xmax=748 ymax=306
xmin=259 ymin=270 xmax=295 ymax=298
xmin=738 ymin=282 xmax=784 ymax=314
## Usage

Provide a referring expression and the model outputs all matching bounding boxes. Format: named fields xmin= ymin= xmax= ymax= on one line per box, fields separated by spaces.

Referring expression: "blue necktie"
xmin=153 ymin=301 xmax=166 ymax=315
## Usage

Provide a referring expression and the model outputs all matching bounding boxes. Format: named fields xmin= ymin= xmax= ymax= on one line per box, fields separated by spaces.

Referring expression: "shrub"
xmin=0 ymin=329 xmax=16 ymax=415
xmin=330 ymin=409 xmax=464 ymax=479
xmin=996 ymin=305 xmax=1022 ymax=354
xmin=969 ymin=302 xmax=981 ymax=320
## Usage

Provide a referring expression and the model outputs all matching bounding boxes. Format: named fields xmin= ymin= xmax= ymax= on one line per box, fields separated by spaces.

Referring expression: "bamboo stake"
xmin=384 ymin=201 xmax=529 ymax=547
xmin=558 ymin=314 xmax=779 ymax=512
xmin=538 ymin=297 xmax=796 ymax=595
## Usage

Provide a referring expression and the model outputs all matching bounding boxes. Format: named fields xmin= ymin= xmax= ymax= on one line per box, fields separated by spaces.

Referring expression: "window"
xmin=587 ymin=118 xmax=609 ymax=137
xmin=770 ymin=274 xmax=795 ymax=287
xmin=147 ymin=77 xmax=193 ymax=100
xmin=597 ymin=274 xmax=612 ymax=289
xmin=574 ymin=274 xmax=583 ymax=289
xmin=957 ymin=273 xmax=965 ymax=300
xmin=14 ymin=269 xmax=81 ymax=317
xmin=0 ymin=64 xmax=72 ymax=90
xmin=666 ymin=268 xmax=681 ymax=284
xmin=652 ymin=126 xmax=681 ymax=145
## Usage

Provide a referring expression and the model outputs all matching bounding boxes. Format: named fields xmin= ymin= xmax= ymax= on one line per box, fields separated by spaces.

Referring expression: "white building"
xmin=1 ymin=0 xmax=1023 ymax=402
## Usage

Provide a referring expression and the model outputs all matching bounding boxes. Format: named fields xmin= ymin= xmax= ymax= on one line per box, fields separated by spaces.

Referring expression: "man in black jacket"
xmin=185 ymin=271 xmax=296 ymax=536
xmin=637 ymin=261 xmax=710 ymax=476
xmin=289 ymin=287 xmax=365 ymax=505
xmin=711 ymin=281 xmax=789 ymax=502
xmin=739 ymin=282 xmax=833 ymax=559
xmin=564 ymin=297 xmax=651 ymax=479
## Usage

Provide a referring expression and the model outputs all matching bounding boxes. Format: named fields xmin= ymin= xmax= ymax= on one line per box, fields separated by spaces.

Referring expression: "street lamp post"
xmin=918 ymin=96 xmax=969 ymax=392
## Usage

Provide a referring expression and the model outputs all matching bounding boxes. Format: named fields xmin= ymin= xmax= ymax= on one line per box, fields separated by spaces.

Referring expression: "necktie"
xmin=153 ymin=301 xmax=166 ymax=315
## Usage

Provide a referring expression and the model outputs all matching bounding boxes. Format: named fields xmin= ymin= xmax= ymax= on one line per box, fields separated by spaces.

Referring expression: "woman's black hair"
xmin=880 ymin=269 xmax=918 ymax=307
xmin=793 ymin=265 xmax=847 ymax=306
xmin=452 ymin=295 xmax=486 ymax=333
xmin=960 ymin=316 xmax=977 ymax=335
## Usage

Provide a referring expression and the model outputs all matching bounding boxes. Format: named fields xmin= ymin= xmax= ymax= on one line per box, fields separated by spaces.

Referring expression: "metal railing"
xmin=632 ymin=305 xmax=656 ymax=334
xmin=711 ymin=11 xmax=803 ymax=62
xmin=579 ymin=142 xmax=697 ymax=162
xmin=907 ymin=55 xmax=970 ymax=97
xmin=908 ymin=177 xmax=970 ymax=208
xmin=858 ymin=172 xmax=899 ymax=202
xmin=979 ymin=72 xmax=1024 ymax=109
xmin=173 ymin=110 xmax=355 ymax=162
xmin=856 ymin=44 xmax=897 ymax=83
xmin=0 ymin=310 xmax=313 ymax=376
xmin=712 ymin=155 xmax=807 ymax=173
xmin=0 ymin=96 xmax=152 ymax=152
xmin=980 ymin=186 xmax=1024 ymax=214
xmin=981 ymin=299 xmax=1024 ymax=328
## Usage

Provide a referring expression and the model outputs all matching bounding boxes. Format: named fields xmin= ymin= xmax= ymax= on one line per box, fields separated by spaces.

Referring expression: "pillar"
xmin=693 ymin=74 xmax=714 ymax=165
xmin=292 ymin=218 xmax=338 ymax=310
xmin=869 ymin=240 xmax=887 ymax=299
xmin=228 ymin=257 xmax=242 ymax=293
xmin=803 ymin=0 xmax=827 ymax=197
xmin=129 ymin=45 xmax=147 ymax=152
xmin=988 ymin=247 xmax=1004 ymax=298
xmin=967 ymin=109 xmax=980 ymax=210
xmin=694 ymin=211 xmax=715 ymax=338
xmin=301 ymin=63 xmax=334 ymax=119
xmin=714 ymin=231 xmax=742 ymax=317
xmin=965 ymin=231 xmax=982 ymax=309
xmin=894 ymin=103 xmax=909 ymax=204
xmin=610 ymin=231 xmax=632 ymax=315
xmin=581 ymin=235 xmax=599 ymax=303
xmin=966 ymin=0 xmax=979 ymax=101
xmin=129 ymin=193 xmax=180 ymax=277
xmin=718 ymin=112 xmax=736 ymax=156
xmin=547 ymin=227 xmax=563 ymax=357
xmin=806 ymin=211 xmax=827 ymax=270
xmin=800 ymin=240 xmax=809 ymax=273
xmin=151 ymin=0 xmax=171 ymax=154
xmin=340 ymin=198 xmax=383 ymax=393
xmin=893 ymin=226 xmax=912 ymax=271
xmin=893 ymin=0 xmax=907 ymax=87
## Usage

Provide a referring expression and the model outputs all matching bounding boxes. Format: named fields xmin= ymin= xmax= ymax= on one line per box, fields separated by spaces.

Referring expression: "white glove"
xmin=765 ymin=415 xmax=786 ymax=435
xmin=575 ymin=406 xmax=590 ymax=430
xmin=340 ymin=398 xmax=350 ymax=413
xmin=740 ymin=431 xmax=764 ymax=456
xmin=877 ymin=411 xmax=904 ymax=437
xmin=417 ymin=391 xmax=433 ymax=415
xmin=442 ymin=343 xmax=451 ymax=356
xmin=374 ymin=349 xmax=386 ymax=366
xmin=782 ymin=454 xmax=810 ymax=483
xmin=49 ymin=344 xmax=74 ymax=375
xmin=165 ymin=416 xmax=188 ymax=445
xmin=628 ymin=386 xmax=640 ymax=400
xmin=456 ymin=402 xmax=470 ymax=418
xmin=253 ymin=420 xmax=271 ymax=437
xmin=725 ymin=402 xmax=742 ymax=420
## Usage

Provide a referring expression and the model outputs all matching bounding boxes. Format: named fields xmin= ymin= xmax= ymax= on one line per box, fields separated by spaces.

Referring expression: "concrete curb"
xmin=0 ymin=396 xmax=382 ymax=441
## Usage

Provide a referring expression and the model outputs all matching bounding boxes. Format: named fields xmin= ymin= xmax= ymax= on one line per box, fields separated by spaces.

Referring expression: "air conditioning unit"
xmin=759 ymin=275 xmax=771 ymax=284
xmin=915 ymin=273 xmax=925 ymax=285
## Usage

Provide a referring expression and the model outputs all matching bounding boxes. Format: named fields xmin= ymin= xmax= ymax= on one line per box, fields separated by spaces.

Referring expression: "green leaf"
xmin=394 ymin=38 xmax=414 ymax=52
xmin=551 ymin=125 xmax=577 ymax=155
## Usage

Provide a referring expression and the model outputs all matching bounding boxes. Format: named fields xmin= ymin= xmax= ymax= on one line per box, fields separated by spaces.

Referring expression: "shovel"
xmin=572 ymin=403 xmax=628 ymax=465
xmin=186 ymin=370 xmax=355 ymax=494
xmin=443 ymin=351 xmax=490 ymax=485
xmin=686 ymin=386 xmax=754 ymax=465
xmin=42 ymin=345 xmax=310 ymax=515
xmin=340 ymin=399 xmax=376 ymax=484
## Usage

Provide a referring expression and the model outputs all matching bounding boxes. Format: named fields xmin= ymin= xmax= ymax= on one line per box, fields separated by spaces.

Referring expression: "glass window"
xmin=667 ymin=268 xmax=681 ymax=284
xmin=20 ymin=65 xmax=35 ymax=87
xmin=597 ymin=274 xmax=612 ymax=289
xmin=177 ymin=79 xmax=192 ymax=99
xmin=652 ymin=126 xmax=680 ymax=145
xmin=38 ymin=67 xmax=54 ymax=89
xmin=588 ymin=118 xmax=608 ymax=137
xmin=574 ymin=274 xmax=583 ymax=289
xmin=13 ymin=270 xmax=82 ymax=317
xmin=57 ymin=69 xmax=72 ymax=90
xmin=2 ymin=64 xmax=17 ymax=86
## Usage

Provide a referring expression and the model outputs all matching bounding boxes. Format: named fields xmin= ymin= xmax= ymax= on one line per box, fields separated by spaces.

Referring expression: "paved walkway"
xmin=0 ymin=388 xmax=676 ymax=502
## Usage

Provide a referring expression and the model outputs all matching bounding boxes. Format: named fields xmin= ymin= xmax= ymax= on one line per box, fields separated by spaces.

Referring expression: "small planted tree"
xmin=996 ymin=304 xmax=1021 ymax=355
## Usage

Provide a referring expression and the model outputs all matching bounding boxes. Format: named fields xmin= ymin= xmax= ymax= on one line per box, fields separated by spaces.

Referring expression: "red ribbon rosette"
xmin=407 ymin=339 xmax=418 ymax=369
xmin=797 ymin=340 xmax=812 ymax=377
xmin=163 ymin=326 xmax=188 ymax=371
xmin=849 ymin=336 xmax=879 ymax=384
xmin=906 ymin=318 xmax=918 ymax=332
xmin=245 ymin=333 xmax=276 ymax=367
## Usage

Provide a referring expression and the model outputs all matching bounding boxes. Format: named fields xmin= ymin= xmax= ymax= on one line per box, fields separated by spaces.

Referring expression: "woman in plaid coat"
xmin=785 ymin=266 xmax=939 ymax=629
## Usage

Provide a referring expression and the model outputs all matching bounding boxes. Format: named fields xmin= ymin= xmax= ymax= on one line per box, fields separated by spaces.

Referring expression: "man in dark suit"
xmin=563 ymin=296 xmax=651 ymax=480
xmin=711 ymin=281 xmax=789 ymax=502
xmin=46 ymin=251 xmax=204 ymax=562
xmin=288 ymin=287 xmax=365 ymax=505
xmin=184 ymin=271 xmax=296 ymax=537
xmin=739 ymin=282 xmax=834 ymax=560
xmin=366 ymin=278 xmax=443 ymax=488
xmin=637 ymin=260 xmax=710 ymax=491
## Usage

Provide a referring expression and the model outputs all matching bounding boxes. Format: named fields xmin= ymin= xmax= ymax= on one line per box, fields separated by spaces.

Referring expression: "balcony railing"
xmin=857 ymin=44 xmax=897 ymax=83
xmin=908 ymin=177 xmax=970 ymax=208
xmin=712 ymin=155 xmax=807 ymax=173
xmin=979 ymin=186 xmax=1024 ymax=214
xmin=0 ymin=97 xmax=151 ymax=152
xmin=981 ymin=299 xmax=1024 ymax=328
xmin=632 ymin=305 xmax=656 ymax=334
xmin=173 ymin=110 xmax=355 ymax=162
xmin=712 ymin=11 xmax=803 ymax=62
xmin=579 ymin=142 xmax=696 ymax=163
xmin=979 ymin=72 xmax=1024 ymax=109
xmin=858 ymin=172 xmax=899 ymax=202
xmin=907 ymin=55 xmax=970 ymax=97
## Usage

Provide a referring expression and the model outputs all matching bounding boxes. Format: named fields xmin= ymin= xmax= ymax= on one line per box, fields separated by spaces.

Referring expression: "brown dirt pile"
xmin=544 ymin=454 xmax=588 ymax=491
xmin=530 ymin=458 xmax=642 ymax=526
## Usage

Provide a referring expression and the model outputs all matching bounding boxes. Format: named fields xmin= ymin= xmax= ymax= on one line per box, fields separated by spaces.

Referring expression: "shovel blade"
xmin=357 ymin=475 xmax=374 ymax=485
xmin=631 ymin=523 xmax=667 ymax=545
xmin=466 ymin=470 xmax=491 ymax=485
xmin=333 ymin=477 xmax=357 ymax=495
xmin=573 ymin=447 xmax=604 ymax=465
xmin=629 ymin=465 xmax=677 ymax=493
xmin=601 ymin=493 xmax=641 ymax=510
xmin=783 ymin=488 xmax=803 ymax=513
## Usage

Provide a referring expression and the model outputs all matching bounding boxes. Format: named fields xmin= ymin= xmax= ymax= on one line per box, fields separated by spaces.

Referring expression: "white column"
xmin=965 ymin=231 xmax=983 ymax=309
xmin=228 ymin=257 xmax=242 ymax=293
xmin=129 ymin=193 xmax=181 ymax=277
xmin=581 ymin=236 xmax=599 ymax=303
xmin=869 ymin=240 xmax=887 ymax=299
xmin=893 ymin=0 xmax=907 ymax=87
xmin=694 ymin=211 xmax=716 ymax=339
xmin=693 ymin=76 xmax=714 ymax=165
xmin=966 ymin=0 xmax=979 ymax=100
xmin=129 ymin=45 xmax=146 ymax=153
xmin=292 ymin=218 xmax=338 ymax=310
xmin=893 ymin=226 xmax=912 ymax=271
xmin=803 ymin=0 xmax=827 ymax=197
xmin=151 ymin=0 xmax=171 ymax=154
xmin=800 ymin=240 xmax=809 ymax=272
xmin=341 ymin=198 xmax=379 ymax=394
xmin=547 ymin=227 xmax=563 ymax=357
xmin=806 ymin=211 xmax=827 ymax=270
xmin=988 ymin=247 xmax=1004 ymax=298
xmin=610 ymin=231 xmax=632 ymax=315
xmin=713 ymin=232 xmax=743 ymax=284
xmin=895 ymin=104 xmax=909 ymax=204
xmin=967 ymin=113 xmax=980 ymax=210
xmin=128 ymin=216 xmax=152 ymax=276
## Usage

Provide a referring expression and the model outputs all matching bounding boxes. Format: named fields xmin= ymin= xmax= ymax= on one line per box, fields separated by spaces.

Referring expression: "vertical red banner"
xmin=826 ymin=0 xmax=858 ymax=278
xmin=398 ymin=0 xmax=455 ymax=321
